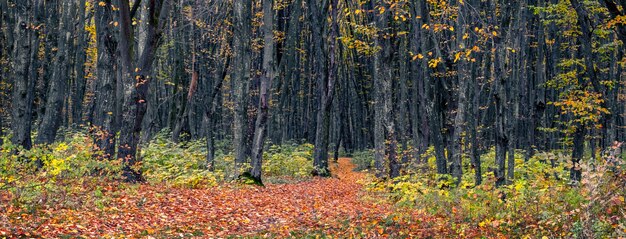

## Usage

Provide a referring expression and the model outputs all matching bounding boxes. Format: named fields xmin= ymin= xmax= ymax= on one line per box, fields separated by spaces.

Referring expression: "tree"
xmin=249 ymin=0 xmax=277 ymax=183
xmin=10 ymin=0 xmax=40 ymax=151
xmin=36 ymin=0 xmax=75 ymax=145
xmin=231 ymin=0 xmax=253 ymax=178
xmin=92 ymin=0 xmax=118 ymax=160
xmin=116 ymin=0 xmax=171 ymax=182
xmin=311 ymin=0 xmax=339 ymax=177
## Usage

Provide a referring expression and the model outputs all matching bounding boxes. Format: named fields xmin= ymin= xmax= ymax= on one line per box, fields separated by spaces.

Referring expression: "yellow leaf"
xmin=428 ymin=58 xmax=441 ymax=68
xmin=412 ymin=53 xmax=424 ymax=61
xmin=454 ymin=52 xmax=461 ymax=63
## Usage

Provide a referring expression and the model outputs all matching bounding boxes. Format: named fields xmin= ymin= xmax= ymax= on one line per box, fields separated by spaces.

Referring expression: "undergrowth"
xmin=1 ymin=130 xmax=316 ymax=209
xmin=362 ymin=145 xmax=626 ymax=238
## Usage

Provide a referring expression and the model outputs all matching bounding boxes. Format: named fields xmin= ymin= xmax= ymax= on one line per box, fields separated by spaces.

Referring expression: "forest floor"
xmin=2 ymin=158 xmax=456 ymax=238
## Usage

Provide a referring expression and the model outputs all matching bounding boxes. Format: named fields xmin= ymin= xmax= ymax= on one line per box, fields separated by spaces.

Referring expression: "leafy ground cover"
xmin=1 ymin=133 xmax=625 ymax=238
xmin=2 ymin=158 xmax=445 ymax=238
xmin=3 ymin=156 xmax=625 ymax=238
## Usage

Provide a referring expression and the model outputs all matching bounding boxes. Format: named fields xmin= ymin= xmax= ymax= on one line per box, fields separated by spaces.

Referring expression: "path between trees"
xmin=7 ymin=158 xmax=452 ymax=238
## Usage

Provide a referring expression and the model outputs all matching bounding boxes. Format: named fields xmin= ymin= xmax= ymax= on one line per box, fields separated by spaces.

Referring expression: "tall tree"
xmin=449 ymin=0 xmax=469 ymax=184
xmin=10 ymin=0 xmax=40 ymax=150
xmin=36 ymin=0 xmax=75 ymax=144
xmin=92 ymin=0 xmax=118 ymax=160
xmin=250 ymin=0 xmax=276 ymax=183
xmin=116 ymin=0 xmax=171 ymax=182
xmin=231 ymin=0 xmax=253 ymax=178
xmin=311 ymin=0 xmax=339 ymax=176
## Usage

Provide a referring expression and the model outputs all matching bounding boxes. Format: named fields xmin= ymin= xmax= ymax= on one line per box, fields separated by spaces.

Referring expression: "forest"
xmin=1 ymin=0 xmax=626 ymax=238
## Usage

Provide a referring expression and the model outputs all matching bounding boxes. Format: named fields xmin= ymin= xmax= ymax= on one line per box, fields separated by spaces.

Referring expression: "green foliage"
xmin=366 ymin=147 xmax=626 ymax=237
xmin=351 ymin=149 xmax=375 ymax=171
xmin=142 ymin=132 xmax=221 ymax=188
xmin=142 ymin=132 xmax=314 ymax=187
xmin=262 ymin=143 xmax=314 ymax=178
xmin=0 ymin=131 xmax=123 ymax=208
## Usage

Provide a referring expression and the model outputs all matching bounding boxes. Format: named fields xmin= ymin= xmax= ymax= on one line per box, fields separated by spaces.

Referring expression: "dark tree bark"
xmin=311 ymin=0 xmax=338 ymax=177
xmin=231 ymin=0 xmax=252 ymax=178
xmin=92 ymin=0 xmax=118 ymax=160
xmin=10 ymin=0 xmax=40 ymax=150
xmin=205 ymin=55 xmax=230 ymax=171
xmin=116 ymin=0 xmax=170 ymax=182
xmin=569 ymin=0 xmax=597 ymax=181
xmin=450 ymin=0 xmax=469 ymax=185
xmin=373 ymin=0 xmax=398 ymax=179
xmin=494 ymin=46 xmax=508 ymax=187
xmin=249 ymin=0 xmax=276 ymax=183
xmin=172 ymin=71 xmax=198 ymax=144
xmin=71 ymin=0 xmax=89 ymax=127
xmin=36 ymin=0 xmax=74 ymax=145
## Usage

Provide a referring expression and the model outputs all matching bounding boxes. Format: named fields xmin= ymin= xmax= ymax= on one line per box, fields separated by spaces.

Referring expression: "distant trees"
xmin=1 ymin=0 xmax=624 ymax=185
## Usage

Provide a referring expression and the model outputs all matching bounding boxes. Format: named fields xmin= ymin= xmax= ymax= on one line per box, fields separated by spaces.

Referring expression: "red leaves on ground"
xmin=1 ymin=159 xmax=450 ymax=238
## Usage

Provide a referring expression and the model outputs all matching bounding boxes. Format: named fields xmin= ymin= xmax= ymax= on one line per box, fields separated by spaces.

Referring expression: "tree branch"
xmin=130 ymin=0 xmax=141 ymax=19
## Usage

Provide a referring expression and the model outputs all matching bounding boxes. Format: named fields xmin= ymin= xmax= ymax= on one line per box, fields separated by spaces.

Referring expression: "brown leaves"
xmin=1 ymin=159 xmax=447 ymax=238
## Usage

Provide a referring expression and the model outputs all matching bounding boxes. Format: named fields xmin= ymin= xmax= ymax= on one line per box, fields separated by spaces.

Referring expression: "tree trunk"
xmin=70 ymin=0 xmax=88 ymax=127
xmin=494 ymin=45 xmax=508 ymax=187
xmin=570 ymin=0 xmax=597 ymax=182
xmin=250 ymin=0 xmax=276 ymax=183
xmin=450 ymin=0 xmax=468 ymax=185
xmin=312 ymin=0 xmax=338 ymax=177
xmin=10 ymin=0 xmax=39 ymax=150
xmin=92 ymin=0 xmax=118 ymax=160
xmin=37 ymin=0 xmax=74 ymax=145
xmin=116 ymin=0 xmax=170 ymax=182
xmin=231 ymin=0 xmax=252 ymax=178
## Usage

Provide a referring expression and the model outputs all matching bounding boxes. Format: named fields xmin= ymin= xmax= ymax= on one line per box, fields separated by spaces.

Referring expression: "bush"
xmin=352 ymin=150 xmax=375 ymax=171
xmin=0 ymin=131 xmax=123 ymax=209
xmin=142 ymin=132 xmax=315 ymax=186
xmin=365 ymin=146 xmax=626 ymax=238
xmin=263 ymin=143 xmax=314 ymax=178
xmin=141 ymin=132 xmax=221 ymax=188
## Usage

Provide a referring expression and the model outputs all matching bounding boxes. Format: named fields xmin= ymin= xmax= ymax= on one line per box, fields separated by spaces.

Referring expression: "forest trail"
xmin=11 ymin=158 xmax=445 ymax=238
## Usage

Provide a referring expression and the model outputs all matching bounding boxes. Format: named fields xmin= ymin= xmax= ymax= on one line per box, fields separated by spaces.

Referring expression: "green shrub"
xmin=365 ymin=146 xmax=626 ymax=238
xmin=142 ymin=132 xmax=315 ymax=186
xmin=352 ymin=150 xmax=375 ymax=171
xmin=0 ymin=131 xmax=123 ymax=208
xmin=263 ymin=143 xmax=314 ymax=178
xmin=141 ymin=132 xmax=221 ymax=188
